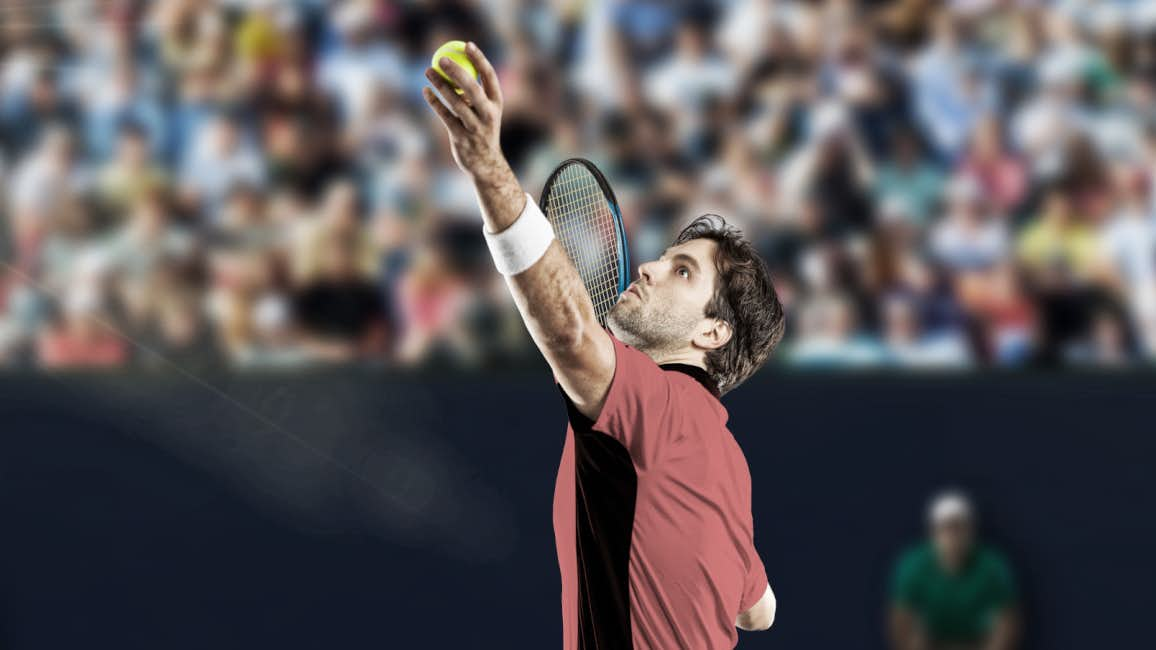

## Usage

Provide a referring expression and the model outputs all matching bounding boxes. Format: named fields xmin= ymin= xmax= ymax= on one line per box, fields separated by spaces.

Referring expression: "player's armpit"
xmin=736 ymin=583 xmax=776 ymax=631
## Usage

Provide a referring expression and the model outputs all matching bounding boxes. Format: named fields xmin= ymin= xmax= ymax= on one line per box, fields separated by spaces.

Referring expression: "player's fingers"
xmin=424 ymin=68 xmax=481 ymax=131
xmin=437 ymin=57 xmax=488 ymax=115
xmin=421 ymin=86 xmax=466 ymax=135
xmin=466 ymin=41 xmax=502 ymax=107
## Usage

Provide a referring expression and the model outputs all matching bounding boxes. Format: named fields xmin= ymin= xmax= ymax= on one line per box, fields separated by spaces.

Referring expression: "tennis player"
xmin=424 ymin=43 xmax=785 ymax=649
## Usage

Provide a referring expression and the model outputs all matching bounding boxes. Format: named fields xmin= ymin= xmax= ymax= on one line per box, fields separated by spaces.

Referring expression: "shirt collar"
xmin=659 ymin=363 xmax=721 ymax=399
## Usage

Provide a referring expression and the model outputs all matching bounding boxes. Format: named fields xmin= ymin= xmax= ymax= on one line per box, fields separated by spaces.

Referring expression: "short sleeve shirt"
xmin=553 ymin=334 xmax=767 ymax=649
xmin=891 ymin=542 xmax=1017 ymax=644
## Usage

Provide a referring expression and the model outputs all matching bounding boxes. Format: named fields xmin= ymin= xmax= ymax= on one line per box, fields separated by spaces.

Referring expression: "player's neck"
xmin=644 ymin=348 xmax=706 ymax=370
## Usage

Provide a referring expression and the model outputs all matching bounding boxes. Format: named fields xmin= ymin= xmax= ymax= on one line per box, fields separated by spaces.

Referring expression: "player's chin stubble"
xmin=607 ymin=295 xmax=693 ymax=357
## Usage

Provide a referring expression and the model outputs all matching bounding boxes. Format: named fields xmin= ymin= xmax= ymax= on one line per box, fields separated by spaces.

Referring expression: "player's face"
xmin=607 ymin=238 xmax=720 ymax=356
xmin=932 ymin=518 xmax=974 ymax=570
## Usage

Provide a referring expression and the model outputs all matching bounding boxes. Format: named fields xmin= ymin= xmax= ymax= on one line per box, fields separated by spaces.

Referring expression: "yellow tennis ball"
xmin=431 ymin=40 xmax=478 ymax=95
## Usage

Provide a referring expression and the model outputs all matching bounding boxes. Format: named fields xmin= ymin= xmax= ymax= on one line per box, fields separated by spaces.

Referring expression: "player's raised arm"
xmin=422 ymin=42 xmax=614 ymax=418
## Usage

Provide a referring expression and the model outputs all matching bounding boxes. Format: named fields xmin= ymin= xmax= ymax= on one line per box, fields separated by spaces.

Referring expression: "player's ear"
xmin=694 ymin=318 xmax=732 ymax=351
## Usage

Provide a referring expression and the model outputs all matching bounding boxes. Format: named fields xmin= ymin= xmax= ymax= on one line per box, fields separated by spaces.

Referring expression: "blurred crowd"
xmin=2 ymin=0 xmax=1156 ymax=371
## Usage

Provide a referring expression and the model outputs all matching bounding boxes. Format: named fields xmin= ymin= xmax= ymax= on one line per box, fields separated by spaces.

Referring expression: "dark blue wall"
xmin=1 ymin=370 xmax=1153 ymax=649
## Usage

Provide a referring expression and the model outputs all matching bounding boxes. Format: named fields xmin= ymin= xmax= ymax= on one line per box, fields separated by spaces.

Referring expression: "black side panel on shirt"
xmin=563 ymin=395 xmax=638 ymax=650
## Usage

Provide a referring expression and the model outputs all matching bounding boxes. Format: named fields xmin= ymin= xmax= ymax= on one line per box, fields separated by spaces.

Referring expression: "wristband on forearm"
xmin=482 ymin=193 xmax=556 ymax=276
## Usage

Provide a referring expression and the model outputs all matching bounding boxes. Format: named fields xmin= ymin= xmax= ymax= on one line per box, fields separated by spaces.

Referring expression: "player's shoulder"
xmin=895 ymin=541 xmax=936 ymax=573
xmin=972 ymin=544 xmax=1013 ymax=575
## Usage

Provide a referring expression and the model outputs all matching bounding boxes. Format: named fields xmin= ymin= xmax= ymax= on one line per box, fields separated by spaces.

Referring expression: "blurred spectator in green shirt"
xmin=874 ymin=127 xmax=944 ymax=227
xmin=889 ymin=491 xmax=1020 ymax=650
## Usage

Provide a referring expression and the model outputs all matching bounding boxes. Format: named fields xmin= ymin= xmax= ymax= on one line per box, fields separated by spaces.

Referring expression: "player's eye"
xmin=677 ymin=266 xmax=690 ymax=279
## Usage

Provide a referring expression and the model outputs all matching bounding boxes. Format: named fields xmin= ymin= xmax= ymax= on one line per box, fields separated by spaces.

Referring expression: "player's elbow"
xmin=736 ymin=586 xmax=776 ymax=632
xmin=737 ymin=610 xmax=775 ymax=632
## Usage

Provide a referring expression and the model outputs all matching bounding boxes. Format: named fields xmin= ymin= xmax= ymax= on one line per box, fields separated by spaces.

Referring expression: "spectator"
xmin=889 ymin=491 xmax=1020 ymax=650
xmin=1016 ymin=186 xmax=1098 ymax=282
xmin=1099 ymin=166 xmax=1156 ymax=357
xmin=206 ymin=247 xmax=285 ymax=366
xmin=779 ymin=102 xmax=875 ymax=238
xmin=910 ymin=11 xmax=996 ymax=160
xmin=929 ymin=175 xmax=1009 ymax=271
xmin=291 ymin=179 xmax=376 ymax=283
xmin=102 ymin=191 xmax=195 ymax=285
xmin=97 ymin=122 xmax=169 ymax=216
xmin=823 ymin=23 xmax=907 ymax=157
xmin=396 ymin=232 xmax=473 ymax=365
xmin=787 ymin=292 xmax=886 ymax=366
xmin=958 ymin=115 xmax=1027 ymax=217
xmin=956 ymin=262 xmax=1037 ymax=365
xmin=880 ymin=293 xmax=972 ymax=368
xmin=214 ymin=183 xmax=278 ymax=251
xmin=1010 ymin=49 xmax=1089 ymax=181
xmin=643 ymin=14 xmax=738 ymax=150
xmin=0 ymin=0 xmax=1153 ymax=372
xmin=1063 ymin=307 xmax=1133 ymax=367
xmin=8 ymin=126 xmax=87 ymax=263
xmin=0 ymin=67 xmax=80 ymax=159
xmin=317 ymin=0 xmax=405 ymax=124
xmin=179 ymin=113 xmax=265 ymax=217
xmin=82 ymin=57 xmax=166 ymax=163
xmin=140 ymin=285 xmax=219 ymax=372
xmin=37 ymin=285 xmax=128 ymax=369
xmin=292 ymin=231 xmax=386 ymax=363
xmin=234 ymin=291 xmax=311 ymax=369
xmin=874 ymin=127 xmax=945 ymax=226
xmin=0 ymin=276 xmax=50 ymax=367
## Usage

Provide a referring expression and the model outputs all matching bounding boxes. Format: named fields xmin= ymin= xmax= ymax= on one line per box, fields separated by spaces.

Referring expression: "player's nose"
xmin=637 ymin=260 xmax=657 ymax=283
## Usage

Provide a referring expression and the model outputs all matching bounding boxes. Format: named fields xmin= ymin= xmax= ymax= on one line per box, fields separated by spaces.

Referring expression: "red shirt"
xmin=553 ymin=335 xmax=767 ymax=649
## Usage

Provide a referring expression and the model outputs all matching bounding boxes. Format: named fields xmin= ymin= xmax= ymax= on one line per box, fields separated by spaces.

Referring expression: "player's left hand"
xmin=422 ymin=42 xmax=506 ymax=183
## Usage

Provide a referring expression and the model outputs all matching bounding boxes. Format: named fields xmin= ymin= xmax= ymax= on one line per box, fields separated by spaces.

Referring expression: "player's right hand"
xmin=422 ymin=42 xmax=506 ymax=184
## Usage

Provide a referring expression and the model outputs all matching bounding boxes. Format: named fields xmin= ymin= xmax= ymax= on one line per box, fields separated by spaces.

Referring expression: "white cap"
xmin=928 ymin=490 xmax=974 ymax=525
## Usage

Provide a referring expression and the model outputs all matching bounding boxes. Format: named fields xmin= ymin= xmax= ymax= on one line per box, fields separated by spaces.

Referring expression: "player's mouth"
xmin=626 ymin=284 xmax=644 ymax=300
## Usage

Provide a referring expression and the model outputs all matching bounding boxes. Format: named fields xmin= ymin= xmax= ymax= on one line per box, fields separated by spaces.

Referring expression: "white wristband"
xmin=483 ymin=193 xmax=556 ymax=276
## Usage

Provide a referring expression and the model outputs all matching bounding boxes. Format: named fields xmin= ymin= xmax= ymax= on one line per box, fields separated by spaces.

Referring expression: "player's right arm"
xmin=888 ymin=605 xmax=928 ymax=650
xmin=421 ymin=42 xmax=614 ymax=419
xmin=982 ymin=608 xmax=1019 ymax=650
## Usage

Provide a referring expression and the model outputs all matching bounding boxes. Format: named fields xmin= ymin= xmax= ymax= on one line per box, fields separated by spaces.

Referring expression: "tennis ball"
xmin=431 ymin=40 xmax=478 ymax=95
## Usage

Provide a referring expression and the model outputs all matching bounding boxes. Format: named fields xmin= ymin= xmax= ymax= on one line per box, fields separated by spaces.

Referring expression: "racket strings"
xmin=552 ymin=173 xmax=619 ymax=317
xmin=545 ymin=164 xmax=622 ymax=324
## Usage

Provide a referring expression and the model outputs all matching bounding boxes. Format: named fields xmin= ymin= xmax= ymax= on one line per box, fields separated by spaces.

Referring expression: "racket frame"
xmin=539 ymin=158 xmax=632 ymax=314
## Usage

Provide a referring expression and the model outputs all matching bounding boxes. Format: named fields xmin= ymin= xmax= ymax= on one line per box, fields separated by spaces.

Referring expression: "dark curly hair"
xmin=674 ymin=215 xmax=785 ymax=394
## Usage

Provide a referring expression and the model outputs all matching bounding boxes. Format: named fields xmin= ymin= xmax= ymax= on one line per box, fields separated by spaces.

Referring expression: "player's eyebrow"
xmin=670 ymin=252 xmax=700 ymax=273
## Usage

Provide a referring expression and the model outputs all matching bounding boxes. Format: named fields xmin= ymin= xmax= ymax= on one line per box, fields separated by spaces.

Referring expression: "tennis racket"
xmin=540 ymin=158 xmax=631 ymax=325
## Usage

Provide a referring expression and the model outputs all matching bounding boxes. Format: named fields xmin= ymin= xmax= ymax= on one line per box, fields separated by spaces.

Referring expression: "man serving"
xmin=423 ymin=42 xmax=784 ymax=649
